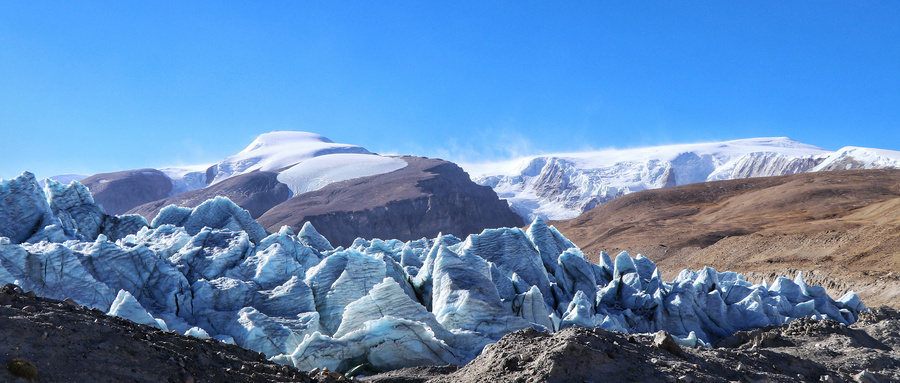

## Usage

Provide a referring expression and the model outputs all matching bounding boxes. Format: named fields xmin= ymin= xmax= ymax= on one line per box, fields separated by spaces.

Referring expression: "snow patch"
xmin=462 ymin=137 xmax=856 ymax=220
xmin=277 ymin=154 xmax=407 ymax=196
xmin=209 ymin=131 xmax=372 ymax=184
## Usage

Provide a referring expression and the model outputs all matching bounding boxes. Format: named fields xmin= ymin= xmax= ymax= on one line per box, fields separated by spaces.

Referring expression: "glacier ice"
xmin=0 ymin=172 xmax=61 ymax=243
xmin=276 ymin=153 xmax=407 ymax=196
xmin=0 ymin=185 xmax=868 ymax=374
xmin=108 ymin=289 xmax=165 ymax=329
xmin=185 ymin=326 xmax=210 ymax=338
xmin=151 ymin=196 xmax=268 ymax=244
xmin=298 ymin=222 xmax=334 ymax=253
xmin=0 ymin=172 xmax=149 ymax=244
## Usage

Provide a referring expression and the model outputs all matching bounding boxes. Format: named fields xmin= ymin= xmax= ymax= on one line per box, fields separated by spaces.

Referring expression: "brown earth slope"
xmin=257 ymin=156 xmax=524 ymax=247
xmin=550 ymin=169 xmax=900 ymax=307
xmin=82 ymin=169 xmax=174 ymax=215
xmin=128 ymin=171 xmax=291 ymax=220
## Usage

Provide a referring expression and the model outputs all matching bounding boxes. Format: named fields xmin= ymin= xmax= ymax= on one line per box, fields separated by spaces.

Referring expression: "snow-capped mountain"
xmin=69 ymin=131 xmax=410 ymax=215
xmin=812 ymin=146 xmax=900 ymax=172
xmin=42 ymin=131 xmax=522 ymax=245
xmin=462 ymin=137 xmax=900 ymax=221
xmin=164 ymin=131 xmax=407 ymax=197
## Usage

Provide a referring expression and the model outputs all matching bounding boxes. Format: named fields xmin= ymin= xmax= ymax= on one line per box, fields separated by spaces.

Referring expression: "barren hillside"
xmin=550 ymin=169 xmax=900 ymax=307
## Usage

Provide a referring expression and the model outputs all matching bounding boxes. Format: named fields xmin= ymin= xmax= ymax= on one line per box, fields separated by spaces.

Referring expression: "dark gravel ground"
xmin=363 ymin=308 xmax=900 ymax=383
xmin=0 ymin=284 xmax=350 ymax=383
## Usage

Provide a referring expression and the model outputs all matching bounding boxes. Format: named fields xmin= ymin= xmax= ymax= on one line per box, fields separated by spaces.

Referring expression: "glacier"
xmin=0 ymin=172 xmax=867 ymax=374
xmin=463 ymin=137 xmax=900 ymax=220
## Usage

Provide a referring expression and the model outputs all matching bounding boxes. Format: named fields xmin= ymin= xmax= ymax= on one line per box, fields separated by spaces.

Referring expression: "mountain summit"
xmin=464 ymin=137 xmax=900 ymax=220
xmin=208 ymin=131 xmax=375 ymax=184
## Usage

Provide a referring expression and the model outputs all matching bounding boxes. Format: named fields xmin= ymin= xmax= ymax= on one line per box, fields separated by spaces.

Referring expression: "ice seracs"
xmin=0 ymin=182 xmax=868 ymax=375
xmin=0 ymin=172 xmax=56 ymax=243
xmin=108 ymin=289 xmax=167 ymax=329
xmin=0 ymin=172 xmax=149 ymax=244
xmin=150 ymin=196 xmax=268 ymax=243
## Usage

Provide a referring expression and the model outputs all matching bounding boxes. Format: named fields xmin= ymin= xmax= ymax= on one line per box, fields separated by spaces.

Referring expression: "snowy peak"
xmin=238 ymin=131 xmax=339 ymax=154
xmin=51 ymin=131 xmax=415 ymax=220
xmin=465 ymin=137 xmax=899 ymax=221
xmin=210 ymin=131 xmax=374 ymax=184
xmin=813 ymin=146 xmax=900 ymax=172
xmin=513 ymin=137 xmax=828 ymax=170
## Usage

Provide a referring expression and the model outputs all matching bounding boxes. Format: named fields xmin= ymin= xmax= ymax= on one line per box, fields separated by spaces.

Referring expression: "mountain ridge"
xmin=464 ymin=137 xmax=900 ymax=221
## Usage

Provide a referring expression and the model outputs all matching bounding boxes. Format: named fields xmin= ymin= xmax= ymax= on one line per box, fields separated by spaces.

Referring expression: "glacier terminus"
xmin=0 ymin=171 xmax=866 ymax=374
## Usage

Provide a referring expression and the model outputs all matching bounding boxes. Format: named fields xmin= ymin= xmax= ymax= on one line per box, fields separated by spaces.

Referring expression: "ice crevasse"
xmin=0 ymin=172 xmax=866 ymax=374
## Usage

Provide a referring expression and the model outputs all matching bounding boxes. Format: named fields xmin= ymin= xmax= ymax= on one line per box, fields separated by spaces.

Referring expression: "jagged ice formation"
xmin=0 ymin=172 xmax=866 ymax=374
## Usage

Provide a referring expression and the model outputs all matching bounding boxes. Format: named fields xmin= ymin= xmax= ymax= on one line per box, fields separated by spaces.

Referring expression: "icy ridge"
xmin=0 ymin=172 xmax=149 ymax=243
xmin=0 ymin=187 xmax=865 ymax=374
xmin=465 ymin=138 xmax=900 ymax=220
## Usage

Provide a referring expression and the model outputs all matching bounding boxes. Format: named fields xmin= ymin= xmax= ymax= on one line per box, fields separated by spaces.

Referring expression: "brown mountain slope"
xmin=550 ymin=169 xmax=900 ymax=307
xmin=81 ymin=169 xmax=173 ymax=215
xmin=128 ymin=171 xmax=290 ymax=219
xmin=257 ymin=156 xmax=524 ymax=247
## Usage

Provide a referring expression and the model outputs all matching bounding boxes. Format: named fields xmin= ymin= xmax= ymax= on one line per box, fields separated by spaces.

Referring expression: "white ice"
xmin=0 ymin=179 xmax=869 ymax=375
xmin=208 ymin=131 xmax=372 ymax=184
xmin=276 ymin=153 xmax=407 ymax=196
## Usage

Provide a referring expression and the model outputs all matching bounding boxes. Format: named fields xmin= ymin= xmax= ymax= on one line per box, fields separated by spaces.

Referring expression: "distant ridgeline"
xmin=0 ymin=172 xmax=865 ymax=374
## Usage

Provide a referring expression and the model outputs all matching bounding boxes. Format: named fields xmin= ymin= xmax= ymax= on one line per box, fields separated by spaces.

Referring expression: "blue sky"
xmin=1 ymin=1 xmax=898 ymax=180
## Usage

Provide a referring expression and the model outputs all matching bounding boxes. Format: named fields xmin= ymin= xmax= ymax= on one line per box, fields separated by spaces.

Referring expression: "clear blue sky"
xmin=1 ymin=1 xmax=898 ymax=180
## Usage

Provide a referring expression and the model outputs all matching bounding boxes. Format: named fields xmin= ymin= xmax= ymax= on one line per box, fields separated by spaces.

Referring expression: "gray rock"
xmin=653 ymin=331 xmax=686 ymax=358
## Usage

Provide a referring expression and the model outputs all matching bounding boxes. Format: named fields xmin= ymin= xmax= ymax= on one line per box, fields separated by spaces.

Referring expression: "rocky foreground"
xmin=0 ymin=284 xmax=351 ymax=383
xmin=365 ymin=307 xmax=900 ymax=383
xmin=2 ymin=280 xmax=898 ymax=382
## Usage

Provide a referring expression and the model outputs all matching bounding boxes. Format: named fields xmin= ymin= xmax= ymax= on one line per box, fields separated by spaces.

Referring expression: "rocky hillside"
xmin=550 ymin=169 xmax=900 ymax=307
xmin=257 ymin=156 xmax=524 ymax=247
xmin=128 ymin=171 xmax=291 ymax=219
xmin=120 ymin=156 xmax=523 ymax=248
xmin=80 ymin=168 xmax=174 ymax=215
